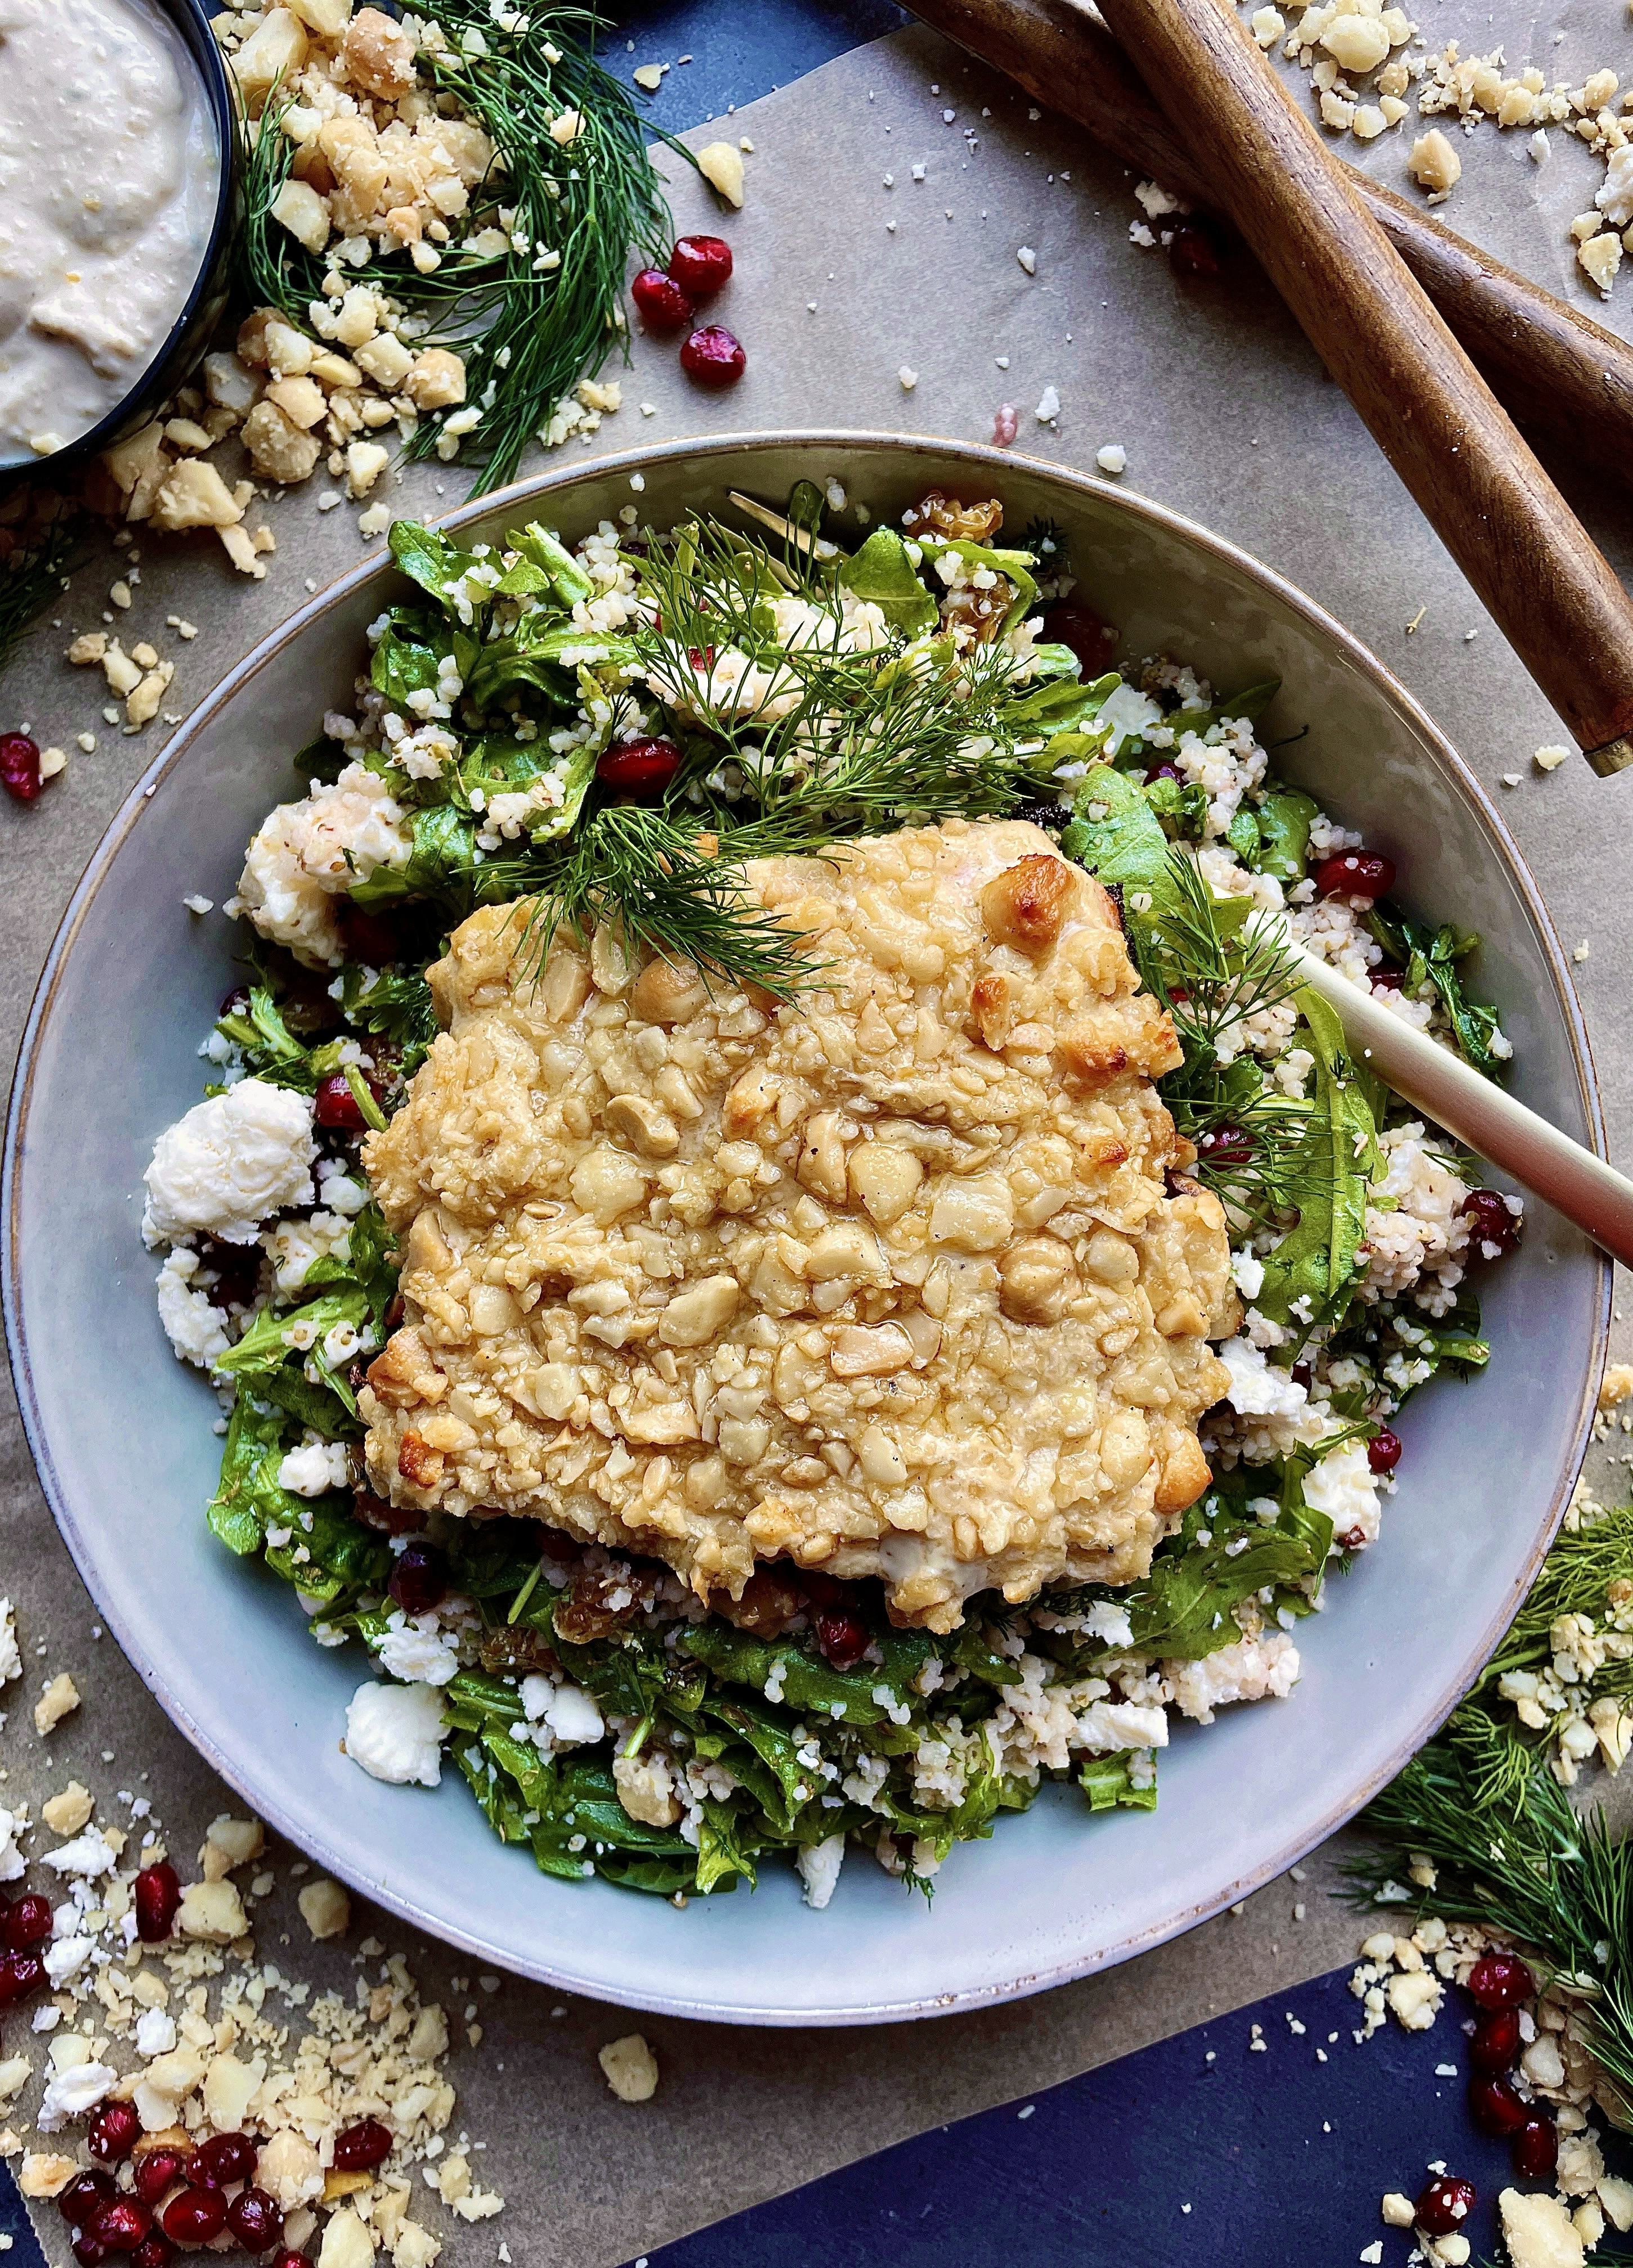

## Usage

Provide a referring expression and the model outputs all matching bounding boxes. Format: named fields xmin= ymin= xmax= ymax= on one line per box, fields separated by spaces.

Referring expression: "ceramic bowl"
xmin=3 ymin=433 xmax=1609 ymax=2024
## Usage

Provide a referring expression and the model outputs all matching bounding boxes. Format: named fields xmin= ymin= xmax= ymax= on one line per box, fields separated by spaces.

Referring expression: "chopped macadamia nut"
xmin=1580 ymin=229 xmax=1623 ymax=294
xmin=175 ymin=1878 xmax=248 ymax=1942
xmin=272 ymin=177 xmax=332 ymax=254
xmin=598 ymin=2034 xmax=659 ymax=2102
xmin=345 ymin=440 xmax=390 ymax=495
xmin=126 ymin=663 xmax=175 ymax=728
xmin=232 ymin=7 xmax=310 ymax=103
xmin=242 ymin=400 xmax=326 ymax=484
xmin=151 ymin=458 xmax=245 ymax=532
xmin=41 ymin=1783 xmax=93 ymax=1837
xmin=403 ymin=349 xmax=465 ymax=410
xmin=201 ymin=1814 xmax=265 ymax=1878
xmin=267 ymin=375 xmax=328 ymax=429
xmin=297 ymin=1876 xmax=351 ymax=1939
xmin=66 ymin=631 xmax=108 ymax=666
xmin=696 ymin=140 xmax=745 ymax=205
xmin=34 ymin=1674 xmax=80 ymax=1736
xmin=354 ymin=333 xmax=415 ymax=390
xmin=1410 ymin=128 xmax=1462 ymax=192
xmin=19 ymin=2153 xmax=78 ymax=2199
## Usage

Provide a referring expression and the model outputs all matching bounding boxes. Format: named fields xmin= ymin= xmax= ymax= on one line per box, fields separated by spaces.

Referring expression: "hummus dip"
xmin=0 ymin=0 xmax=221 ymax=465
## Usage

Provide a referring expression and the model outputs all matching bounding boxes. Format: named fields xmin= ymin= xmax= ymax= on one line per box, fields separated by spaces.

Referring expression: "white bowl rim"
xmin=3 ymin=429 xmax=1612 ymax=2023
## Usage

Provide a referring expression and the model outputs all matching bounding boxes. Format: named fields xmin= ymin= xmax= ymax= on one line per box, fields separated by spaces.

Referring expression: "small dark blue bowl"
xmin=5 ymin=0 xmax=243 ymax=474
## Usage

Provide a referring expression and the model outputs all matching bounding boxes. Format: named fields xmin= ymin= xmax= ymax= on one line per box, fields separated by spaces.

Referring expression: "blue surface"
xmin=603 ymin=0 xmax=906 ymax=133
xmin=629 ymin=1964 xmax=1633 ymax=2267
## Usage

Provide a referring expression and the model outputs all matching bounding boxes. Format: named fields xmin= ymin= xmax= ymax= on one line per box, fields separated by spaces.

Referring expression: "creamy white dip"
xmin=0 ymin=0 xmax=222 ymax=466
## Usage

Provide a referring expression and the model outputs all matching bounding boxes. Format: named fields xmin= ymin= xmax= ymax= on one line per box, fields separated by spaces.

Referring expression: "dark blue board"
xmin=627 ymin=1964 xmax=1633 ymax=2268
xmin=605 ymin=0 xmax=906 ymax=134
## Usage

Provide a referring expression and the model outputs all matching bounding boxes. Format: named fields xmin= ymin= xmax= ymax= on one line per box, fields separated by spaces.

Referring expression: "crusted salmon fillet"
xmin=359 ymin=818 xmax=1237 ymax=1631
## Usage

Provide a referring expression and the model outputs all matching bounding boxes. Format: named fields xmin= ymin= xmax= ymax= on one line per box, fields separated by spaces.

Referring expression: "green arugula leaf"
xmin=1079 ymin=1752 xmax=1160 ymax=1813
xmin=206 ymin=1396 xmax=294 ymax=1557
xmin=1168 ymin=678 xmax=1281 ymax=739
xmin=835 ymin=528 xmax=939 ymax=636
xmin=388 ymin=521 xmax=496 ymax=616
xmin=1254 ymin=987 xmax=1377 ymax=1329
xmin=507 ymin=523 xmax=596 ymax=607
xmin=915 ymin=536 xmax=1039 ymax=634
xmin=1362 ymin=902 xmax=1504 ymax=1075
xmin=1254 ymin=787 xmax=1319 ymax=882
xmin=263 ymin=1494 xmax=390 ymax=1602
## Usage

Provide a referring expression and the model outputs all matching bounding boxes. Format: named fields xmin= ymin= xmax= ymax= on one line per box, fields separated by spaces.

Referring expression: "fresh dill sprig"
xmin=241 ymin=3 xmax=685 ymax=494
xmin=0 ymin=500 xmax=79 ymax=678
xmin=1132 ymin=854 xmax=1323 ymax=1226
xmin=1478 ymin=1499 xmax=1633 ymax=1710
xmin=632 ymin=521 xmax=1032 ymax=837
xmin=1345 ymin=1707 xmax=1633 ymax=2122
xmin=507 ymin=806 xmax=812 ymax=998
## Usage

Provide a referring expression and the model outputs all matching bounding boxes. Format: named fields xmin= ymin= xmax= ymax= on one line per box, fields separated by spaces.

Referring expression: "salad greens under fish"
xmin=154 ymin=482 xmax=1514 ymax=1906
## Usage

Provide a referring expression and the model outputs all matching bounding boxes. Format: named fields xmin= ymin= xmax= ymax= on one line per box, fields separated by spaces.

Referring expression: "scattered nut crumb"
xmin=34 ymin=1675 xmax=80 ymax=1737
xmin=598 ymin=2034 xmax=659 ymax=2103
xmin=298 ymin=1876 xmax=351 ymax=1940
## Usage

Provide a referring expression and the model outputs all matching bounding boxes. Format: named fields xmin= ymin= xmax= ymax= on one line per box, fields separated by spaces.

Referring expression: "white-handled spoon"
xmin=1290 ymin=947 xmax=1633 ymax=1271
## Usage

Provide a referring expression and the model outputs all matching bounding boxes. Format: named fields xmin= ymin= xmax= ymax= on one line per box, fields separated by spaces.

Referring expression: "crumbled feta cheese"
xmin=1034 ymin=384 xmax=1061 ymax=422
xmin=276 ymin=1441 xmax=354 ymax=1498
xmin=37 ymin=2061 xmax=117 ymax=2134
xmin=520 ymin=1677 xmax=604 ymax=1748
xmin=142 ymin=1079 xmax=316 ymax=1248
xmin=344 ymin=1681 xmax=448 ymax=1788
xmin=0 ymin=1604 xmax=20 ymax=1687
xmin=135 ymin=2009 xmax=177 ymax=2057
xmin=1096 ymin=443 xmax=1127 ymax=474
xmin=795 ymin=1834 xmax=846 ymax=1910
xmin=1015 ymin=244 xmax=1037 ymax=274
xmin=377 ymin=1613 xmax=461 ymax=1688
xmin=155 ymin=1249 xmax=234 ymax=1370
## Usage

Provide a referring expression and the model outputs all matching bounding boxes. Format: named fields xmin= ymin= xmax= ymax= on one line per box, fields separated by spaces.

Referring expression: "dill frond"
xmin=0 ymin=503 xmax=79 ymax=677
xmin=241 ymin=3 xmax=685 ymax=494
xmin=1479 ymin=1501 xmax=1633 ymax=1706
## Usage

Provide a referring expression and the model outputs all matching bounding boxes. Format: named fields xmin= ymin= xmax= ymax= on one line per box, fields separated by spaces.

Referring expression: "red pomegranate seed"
xmin=630 ymin=266 xmax=695 ymax=333
xmin=0 ymin=733 xmax=43 ymax=803
xmin=816 ymin=1608 xmax=869 ymax=1670
xmin=1468 ymin=1951 xmax=1535 ymax=2010
xmin=1168 ymin=221 xmax=1221 ymax=279
xmin=61 ymin=2173 xmax=118 ymax=2227
xmin=337 ymin=905 xmax=403 ymax=967
xmin=314 ymin=1073 xmax=369 ymax=1131
xmin=679 ymin=324 xmax=745 ymax=388
xmin=332 ymin=2118 xmax=394 ymax=2173
xmin=596 ymin=736 xmax=681 ymax=799
xmin=1413 ymin=2176 xmax=1476 ymax=2236
xmin=1042 ymin=601 xmax=1117 ymax=674
xmin=161 ymin=2188 xmax=227 ymax=2245
xmin=133 ymin=2152 xmax=188 ymax=2207
xmin=0 ymin=1950 xmax=44 ymax=2003
xmin=270 ymin=2252 xmax=307 ymax=2268
xmin=1312 ymin=850 xmax=1395 ymax=900
xmin=1462 ymin=1190 xmax=1519 ymax=1257
xmin=1371 ymin=966 xmax=1406 ymax=992
xmin=1291 ymin=1362 xmax=1313 ymax=1390
xmin=88 ymin=2199 xmax=154 ymax=2254
xmin=1144 ymin=761 xmax=1184 ymax=785
xmin=74 ymin=2237 xmax=110 ymax=2268
xmin=992 ymin=402 xmax=1018 ymax=447
xmin=1196 ymin=1124 xmax=1255 ymax=1169
xmin=668 ymin=234 xmax=733 ymax=298
xmin=226 ymin=2191 xmax=284 ymax=2253
xmin=133 ymin=2239 xmax=175 ymax=2268
xmin=1512 ymin=2115 xmax=1559 ymax=2181
xmin=388 ymin=1541 xmax=447 ymax=1617
xmin=193 ymin=2132 xmax=257 ymax=2187
xmin=1468 ymin=2073 xmax=1530 ymax=2136
xmin=134 ymin=1863 xmax=181 ymax=1944
xmin=4 ymin=1892 xmax=52 ymax=1949
xmin=1367 ymin=1428 xmax=1402 ymax=1475
xmin=1470 ymin=2009 xmax=1522 ymax=2073
xmin=90 ymin=2100 xmax=143 ymax=2162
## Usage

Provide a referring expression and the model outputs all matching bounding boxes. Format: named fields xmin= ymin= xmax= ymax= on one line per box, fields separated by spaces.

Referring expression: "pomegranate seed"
xmin=88 ymin=2199 xmax=154 ymax=2254
xmin=337 ymin=905 xmax=402 ymax=967
xmin=1042 ymin=601 xmax=1117 ymax=674
xmin=1468 ymin=1950 xmax=1535 ymax=2010
xmin=630 ymin=266 xmax=694 ymax=332
xmin=816 ymin=1608 xmax=869 ymax=1670
xmin=1513 ymin=2115 xmax=1559 ymax=2181
xmin=134 ymin=1862 xmax=181 ymax=1943
xmin=0 ymin=733 xmax=43 ymax=803
xmin=331 ymin=2119 xmax=393 ymax=2173
xmin=596 ymin=736 xmax=681 ymax=799
xmin=270 ymin=2252 xmax=307 ymax=2268
xmin=687 ymin=644 xmax=715 ymax=673
xmin=194 ymin=2132 xmax=257 ymax=2188
xmin=133 ymin=2152 xmax=188 ymax=2207
xmin=1413 ymin=2176 xmax=1476 ymax=2236
xmin=61 ymin=2173 xmax=118 ymax=2226
xmin=668 ymin=234 xmax=733 ymax=298
xmin=1367 ymin=1428 xmax=1402 ymax=1475
xmin=0 ymin=1950 xmax=44 ymax=2003
xmin=133 ymin=2239 xmax=175 ymax=2268
xmin=74 ymin=2237 xmax=110 ymax=2268
xmin=1468 ymin=2073 xmax=1529 ymax=2136
xmin=1462 ymin=1190 xmax=1519 ymax=1257
xmin=1144 ymin=761 xmax=1184 ymax=785
xmin=4 ymin=1892 xmax=52 ymax=1948
xmin=1335 ymin=1525 xmax=1367 ymax=1550
xmin=1196 ymin=1124 xmax=1255 ymax=1169
xmin=90 ymin=2100 xmax=143 ymax=2162
xmin=679 ymin=324 xmax=745 ymax=388
xmin=388 ymin=1541 xmax=447 ymax=1617
xmin=1470 ymin=2009 xmax=1522 ymax=2073
xmin=1167 ymin=221 xmax=1221 ymax=279
xmin=314 ymin=1073 xmax=369 ymax=1131
xmin=1291 ymin=1362 xmax=1313 ymax=1391
xmin=161 ymin=2189 xmax=227 ymax=2245
xmin=1371 ymin=966 xmax=1406 ymax=992
xmin=991 ymin=402 xmax=1018 ymax=448
xmin=196 ymin=1235 xmax=261 ymax=1311
xmin=1312 ymin=850 xmax=1395 ymax=900
xmin=226 ymin=2191 xmax=284 ymax=2253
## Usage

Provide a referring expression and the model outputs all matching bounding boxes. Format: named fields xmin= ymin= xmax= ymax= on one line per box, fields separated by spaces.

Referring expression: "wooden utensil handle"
xmin=1084 ymin=0 xmax=1633 ymax=770
xmin=903 ymin=0 xmax=1633 ymax=486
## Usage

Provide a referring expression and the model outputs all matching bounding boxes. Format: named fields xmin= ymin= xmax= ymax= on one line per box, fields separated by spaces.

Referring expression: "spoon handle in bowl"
xmin=901 ymin=0 xmax=1633 ymax=480
xmin=1090 ymin=0 xmax=1633 ymax=778
xmin=1291 ymin=948 xmax=1633 ymax=1270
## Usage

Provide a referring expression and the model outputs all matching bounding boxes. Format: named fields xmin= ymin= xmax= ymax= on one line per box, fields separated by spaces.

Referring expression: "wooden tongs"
xmin=906 ymin=0 xmax=1633 ymax=776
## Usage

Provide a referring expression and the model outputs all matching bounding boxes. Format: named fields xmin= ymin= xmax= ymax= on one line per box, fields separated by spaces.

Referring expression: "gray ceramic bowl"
xmin=3 ymin=433 xmax=1609 ymax=2025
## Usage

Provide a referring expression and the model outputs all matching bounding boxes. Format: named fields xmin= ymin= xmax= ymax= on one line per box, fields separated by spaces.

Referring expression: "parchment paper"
xmin=6 ymin=15 xmax=1633 ymax=2262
